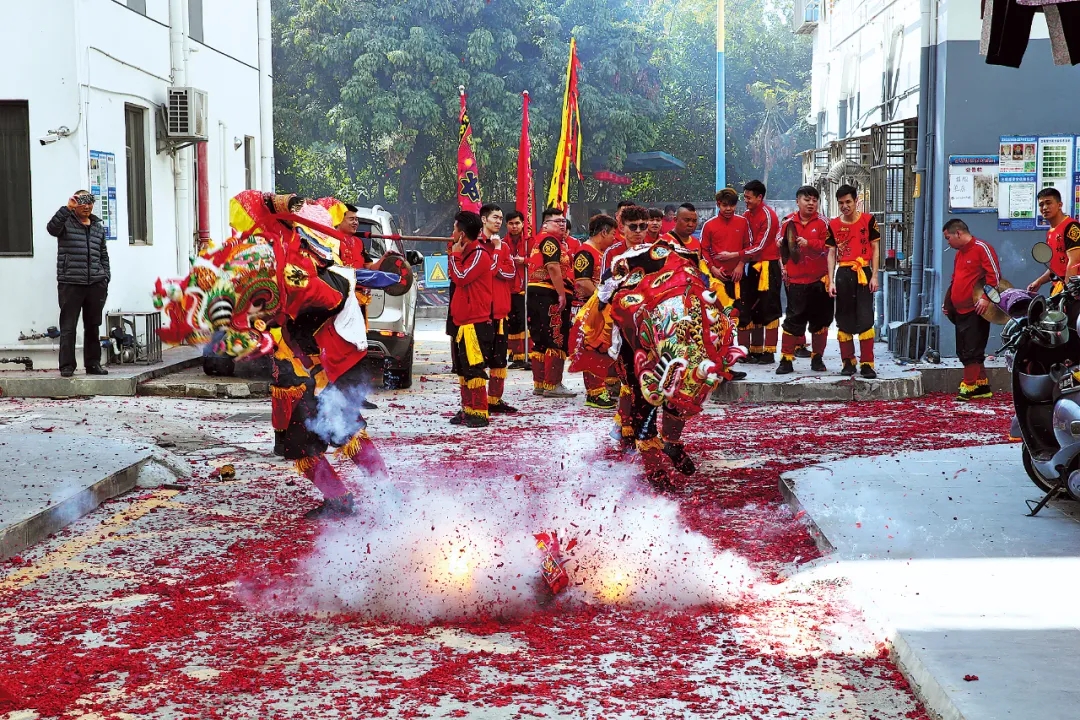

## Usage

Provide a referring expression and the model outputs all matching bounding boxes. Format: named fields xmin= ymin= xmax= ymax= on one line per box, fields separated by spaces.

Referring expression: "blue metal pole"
xmin=716 ymin=0 xmax=725 ymax=191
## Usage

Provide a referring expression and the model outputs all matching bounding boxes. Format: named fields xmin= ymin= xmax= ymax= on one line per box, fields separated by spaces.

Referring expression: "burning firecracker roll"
xmin=535 ymin=531 xmax=573 ymax=595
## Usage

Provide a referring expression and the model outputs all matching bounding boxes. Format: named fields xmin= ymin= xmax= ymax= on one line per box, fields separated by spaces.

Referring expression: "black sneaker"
xmin=464 ymin=413 xmax=490 ymax=428
xmin=60 ymin=368 xmax=74 ymax=378
xmin=728 ymin=370 xmax=747 ymax=381
xmin=86 ymin=366 xmax=109 ymax=375
xmin=362 ymin=399 xmax=378 ymax=410
xmin=794 ymin=347 xmax=813 ymax=359
xmin=304 ymin=492 xmax=356 ymax=520
xmin=776 ymin=358 xmax=794 ymax=375
xmin=860 ymin=363 xmax=878 ymax=379
xmin=488 ymin=401 xmax=519 ymax=414
xmin=585 ymin=392 xmax=618 ymax=410
xmin=840 ymin=360 xmax=857 ymax=377
xmin=449 ymin=410 xmax=465 ymax=425
xmin=662 ymin=442 xmax=696 ymax=475
xmin=757 ymin=353 xmax=775 ymax=365
xmin=507 ymin=360 xmax=527 ymax=370
xmin=739 ymin=354 xmax=758 ymax=364
xmin=810 ymin=356 xmax=827 ymax=372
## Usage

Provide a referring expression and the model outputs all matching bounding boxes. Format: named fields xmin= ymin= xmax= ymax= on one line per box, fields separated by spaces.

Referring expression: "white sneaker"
xmin=545 ymin=383 xmax=578 ymax=398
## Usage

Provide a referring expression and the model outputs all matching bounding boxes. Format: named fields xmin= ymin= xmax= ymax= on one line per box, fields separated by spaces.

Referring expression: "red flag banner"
xmin=457 ymin=86 xmax=482 ymax=213
xmin=546 ymin=38 xmax=583 ymax=213
xmin=516 ymin=90 xmax=536 ymax=235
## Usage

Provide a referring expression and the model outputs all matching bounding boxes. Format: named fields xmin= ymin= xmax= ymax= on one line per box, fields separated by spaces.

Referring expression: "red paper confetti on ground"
xmin=0 ymin=387 xmax=1011 ymax=718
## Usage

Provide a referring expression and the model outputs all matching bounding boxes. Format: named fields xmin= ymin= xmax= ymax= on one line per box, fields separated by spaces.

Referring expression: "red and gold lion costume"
xmin=570 ymin=241 xmax=744 ymax=484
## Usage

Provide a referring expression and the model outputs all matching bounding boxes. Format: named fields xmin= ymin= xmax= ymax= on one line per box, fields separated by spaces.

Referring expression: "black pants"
xmin=489 ymin=318 xmax=508 ymax=370
xmin=454 ymin=321 xmax=494 ymax=381
xmin=58 ymin=280 xmax=108 ymax=372
xmin=833 ymin=266 xmax=874 ymax=335
xmin=744 ymin=261 xmax=783 ymax=327
xmin=507 ymin=293 xmax=526 ymax=336
xmin=781 ymin=280 xmax=834 ymax=337
xmin=954 ymin=311 xmax=990 ymax=366
xmin=526 ymin=287 xmax=571 ymax=354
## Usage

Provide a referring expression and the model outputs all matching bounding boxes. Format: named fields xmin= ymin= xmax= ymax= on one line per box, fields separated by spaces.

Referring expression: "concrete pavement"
xmin=782 ymin=443 xmax=1080 ymax=720
xmin=0 ymin=345 xmax=201 ymax=398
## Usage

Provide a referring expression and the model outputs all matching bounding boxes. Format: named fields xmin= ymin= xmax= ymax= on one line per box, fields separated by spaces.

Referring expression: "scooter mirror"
xmin=982 ymin=284 xmax=1002 ymax=304
xmin=1032 ymin=241 xmax=1054 ymax=265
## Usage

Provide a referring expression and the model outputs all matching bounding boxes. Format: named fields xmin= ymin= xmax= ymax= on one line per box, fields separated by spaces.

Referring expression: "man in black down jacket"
xmin=46 ymin=190 xmax=111 ymax=377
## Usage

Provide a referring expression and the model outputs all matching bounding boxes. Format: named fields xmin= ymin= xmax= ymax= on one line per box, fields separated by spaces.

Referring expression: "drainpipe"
xmin=219 ymin=121 xmax=229 ymax=241
xmin=169 ymin=0 xmax=192 ymax=275
xmin=908 ymin=0 xmax=937 ymax=321
xmin=257 ymin=0 xmax=274 ymax=190
xmin=196 ymin=141 xmax=210 ymax=248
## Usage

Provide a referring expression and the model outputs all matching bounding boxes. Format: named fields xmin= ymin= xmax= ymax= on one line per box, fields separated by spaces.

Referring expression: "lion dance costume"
xmin=153 ymin=191 xmax=406 ymax=517
xmin=570 ymin=239 xmax=745 ymax=486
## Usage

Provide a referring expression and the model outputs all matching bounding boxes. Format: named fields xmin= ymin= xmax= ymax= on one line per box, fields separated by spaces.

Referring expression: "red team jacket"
xmin=780 ymin=213 xmax=832 ymax=284
xmin=950 ymin=238 xmax=1000 ymax=315
xmin=744 ymin=204 xmax=781 ymax=262
xmin=490 ymin=240 xmax=517 ymax=321
xmin=700 ymin=214 xmax=752 ymax=278
xmin=449 ymin=239 xmax=495 ymax=326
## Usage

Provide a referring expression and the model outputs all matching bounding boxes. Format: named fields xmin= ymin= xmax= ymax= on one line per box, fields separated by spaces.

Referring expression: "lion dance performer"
xmin=569 ymin=237 xmax=744 ymax=487
xmin=154 ymin=191 xmax=408 ymax=518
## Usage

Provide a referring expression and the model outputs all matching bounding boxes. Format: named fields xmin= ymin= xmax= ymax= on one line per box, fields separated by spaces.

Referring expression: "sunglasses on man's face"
xmin=625 ymin=223 xmax=648 ymax=232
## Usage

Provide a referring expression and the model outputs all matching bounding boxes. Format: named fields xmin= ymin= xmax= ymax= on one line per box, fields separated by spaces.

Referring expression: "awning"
xmin=622 ymin=152 xmax=687 ymax=172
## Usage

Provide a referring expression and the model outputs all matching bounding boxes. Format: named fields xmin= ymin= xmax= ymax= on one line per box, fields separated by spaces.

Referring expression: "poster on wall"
xmin=88 ymin=150 xmax=118 ymax=241
xmin=998 ymin=135 xmax=1038 ymax=231
xmin=948 ymin=156 xmax=999 ymax=213
xmin=1035 ymin=135 xmax=1075 ymax=229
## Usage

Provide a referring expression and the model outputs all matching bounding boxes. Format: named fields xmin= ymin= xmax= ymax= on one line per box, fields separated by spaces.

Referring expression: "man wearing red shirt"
xmin=942 ymin=219 xmax=1000 ymax=401
xmin=646 ymin=208 xmax=664 ymax=243
xmin=503 ymin=210 xmax=531 ymax=368
xmin=666 ymin=203 xmax=702 ymax=253
xmin=479 ymin=203 xmax=518 ymax=416
xmin=573 ymin=213 xmax=619 ymax=410
xmin=449 ymin=210 xmax=495 ymax=427
xmin=827 ymin=184 xmax=880 ymax=379
xmin=1027 ymin=188 xmax=1080 ymax=295
xmin=601 ymin=200 xmax=636 ymax=277
xmin=527 ymin=208 xmax=578 ymax=398
xmin=742 ymin=180 xmax=782 ymax=364
xmin=777 ymin=185 xmax=834 ymax=375
xmin=701 ymin=189 xmax=752 ymax=349
xmin=660 ymin=205 xmax=677 ymax=236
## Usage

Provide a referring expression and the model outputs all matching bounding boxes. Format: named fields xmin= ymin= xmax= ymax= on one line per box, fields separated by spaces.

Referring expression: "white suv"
xmin=355 ymin=205 xmax=420 ymax=389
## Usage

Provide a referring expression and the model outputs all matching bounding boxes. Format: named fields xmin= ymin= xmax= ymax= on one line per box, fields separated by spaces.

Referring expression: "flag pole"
xmin=716 ymin=0 xmax=726 ymax=191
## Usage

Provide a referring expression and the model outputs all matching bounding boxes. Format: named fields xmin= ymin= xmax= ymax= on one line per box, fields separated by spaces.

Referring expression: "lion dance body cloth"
xmin=569 ymin=239 xmax=744 ymax=485
xmin=153 ymin=191 xmax=405 ymax=517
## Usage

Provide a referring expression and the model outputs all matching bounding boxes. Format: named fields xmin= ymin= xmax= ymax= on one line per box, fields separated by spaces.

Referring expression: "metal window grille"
xmin=0 ymin=101 xmax=32 ymax=256
xmin=869 ymin=119 xmax=917 ymax=271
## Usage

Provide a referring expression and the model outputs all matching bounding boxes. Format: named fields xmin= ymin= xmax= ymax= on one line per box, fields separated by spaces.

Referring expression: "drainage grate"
xmin=226 ymin=412 xmax=272 ymax=423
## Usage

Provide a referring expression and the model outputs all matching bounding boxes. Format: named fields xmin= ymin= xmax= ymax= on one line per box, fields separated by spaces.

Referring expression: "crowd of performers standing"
xmin=249 ymin=178 xmax=1070 ymax=516
xmin=437 ymin=179 xmax=893 ymax=436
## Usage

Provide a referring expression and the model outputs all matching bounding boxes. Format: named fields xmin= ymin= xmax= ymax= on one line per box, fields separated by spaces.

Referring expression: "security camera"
xmin=39 ymin=135 xmax=58 ymax=146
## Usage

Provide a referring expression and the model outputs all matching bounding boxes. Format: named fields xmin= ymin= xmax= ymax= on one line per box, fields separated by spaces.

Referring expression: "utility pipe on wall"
xmin=257 ymin=0 xmax=274 ymax=191
xmin=196 ymin=141 xmax=210 ymax=247
xmin=169 ymin=0 xmax=192 ymax=275
xmin=908 ymin=0 xmax=937 ymax=321
xmin=219 ymin=121 xmax=229 ymax=242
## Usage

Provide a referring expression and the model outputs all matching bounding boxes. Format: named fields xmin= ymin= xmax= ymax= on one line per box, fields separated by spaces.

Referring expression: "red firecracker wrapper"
xmin=535 ymin=531 xmax=571 ymax=595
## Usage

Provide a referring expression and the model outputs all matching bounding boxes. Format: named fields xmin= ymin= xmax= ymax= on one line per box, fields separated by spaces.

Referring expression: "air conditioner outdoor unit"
xmin=166 ymin=87 xmax=208 ymax=141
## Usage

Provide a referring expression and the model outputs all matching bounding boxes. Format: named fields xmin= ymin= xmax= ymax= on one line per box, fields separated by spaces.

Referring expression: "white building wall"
xmin=0 ymin=0 xmax=270 ymax=365
xmin=807 ymin=0 xmax=922 ymax=144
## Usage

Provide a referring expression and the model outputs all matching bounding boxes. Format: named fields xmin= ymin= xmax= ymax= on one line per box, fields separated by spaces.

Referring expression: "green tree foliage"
xmin=272 ymin=0 xmax=812 ymax=213
xmin=272 ymin=0 xmax=660 ymax=219
xmin=632 ymin=0 xmax=813 ymax=202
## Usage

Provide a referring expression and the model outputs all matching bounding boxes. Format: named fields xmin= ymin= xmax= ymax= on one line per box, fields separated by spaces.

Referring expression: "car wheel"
xmin=385 ymin=341 xmax=414 ymax=390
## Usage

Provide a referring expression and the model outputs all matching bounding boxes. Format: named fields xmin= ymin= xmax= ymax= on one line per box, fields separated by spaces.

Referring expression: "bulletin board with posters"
xmin=997 ymin=135 xmax=1076 ymax=231
xmin=948 ymin=156 xmax=999 ymax=213
xmin=88 ymin=150 xmax=118 ymax=240
xmin=998 ymin=136 xmax=1038 ymax=231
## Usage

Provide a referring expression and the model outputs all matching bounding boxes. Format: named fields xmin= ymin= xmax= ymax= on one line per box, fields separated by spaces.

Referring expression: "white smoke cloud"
xmin=259 ymin=433 xmax=758 ymax=623
xmin=304 ymin=382 xmax=372 ymax=446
